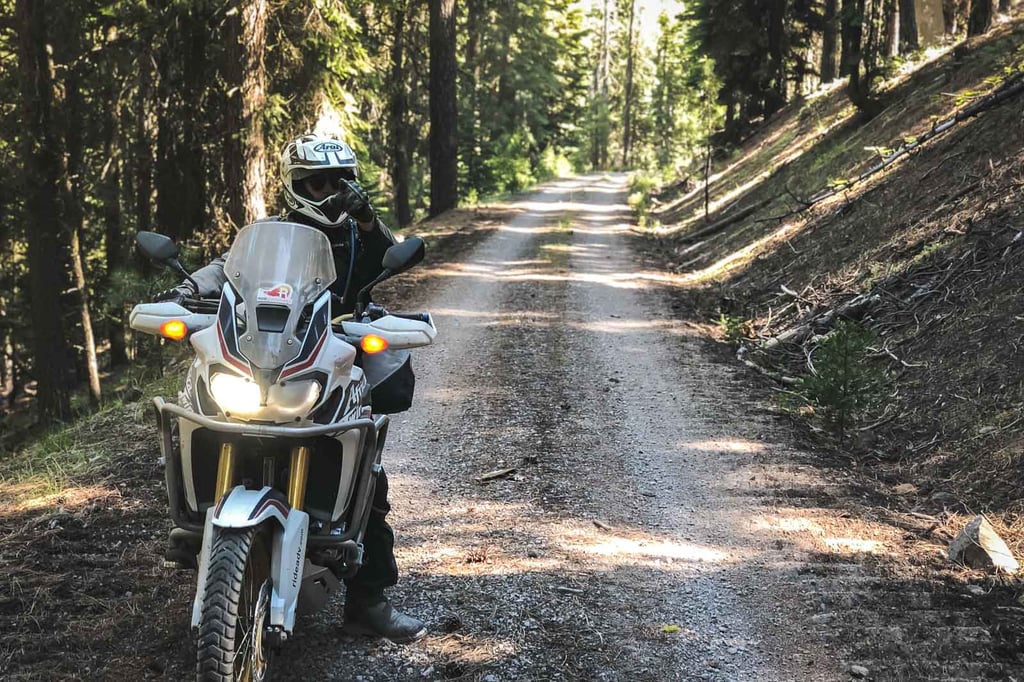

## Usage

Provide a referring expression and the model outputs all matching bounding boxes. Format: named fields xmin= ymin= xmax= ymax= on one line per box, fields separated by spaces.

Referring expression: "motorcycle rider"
xmin=156 ymin=133 xmax=427 ymax=644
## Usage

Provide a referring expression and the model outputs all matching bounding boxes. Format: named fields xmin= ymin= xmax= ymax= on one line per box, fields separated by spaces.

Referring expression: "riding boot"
xmin=343 ymin=592 xmax=427 ymax=643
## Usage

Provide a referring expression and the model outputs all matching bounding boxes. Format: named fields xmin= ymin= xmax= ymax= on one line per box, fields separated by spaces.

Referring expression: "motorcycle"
xmin=130 ymin=220 xmax=436 ymax=681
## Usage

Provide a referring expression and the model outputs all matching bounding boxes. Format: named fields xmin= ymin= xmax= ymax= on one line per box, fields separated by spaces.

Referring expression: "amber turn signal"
xmin=361 ymin=334 xmax=388 ymax=354
xmin=160 ymin=319 xmax=188 ymax=341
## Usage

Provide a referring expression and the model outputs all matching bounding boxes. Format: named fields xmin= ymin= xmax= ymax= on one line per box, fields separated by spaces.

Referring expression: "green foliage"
xmin=627 ymin=171 xmax=659 ymax=220
xmin=537 ymin=146 xmax=575 ymax=181
xmin=718 ymin=314 xmax=750 ymax=345
xmin=797 ymin=321 xmax=887 ymax=438
xmin=482 ymin=132 xmax=536 ymax=195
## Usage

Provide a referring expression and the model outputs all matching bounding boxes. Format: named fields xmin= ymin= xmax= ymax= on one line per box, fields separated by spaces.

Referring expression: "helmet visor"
xmin=292 ymin=169 xmax=356 ymax=200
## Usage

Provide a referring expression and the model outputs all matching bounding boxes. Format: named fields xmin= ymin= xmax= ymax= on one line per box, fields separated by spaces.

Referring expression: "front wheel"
xmin=196 ymin=527 xmax=272 ymax=682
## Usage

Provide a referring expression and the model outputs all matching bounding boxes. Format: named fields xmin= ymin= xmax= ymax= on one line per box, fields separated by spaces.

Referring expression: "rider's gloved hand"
xmin=154 ymin=283 xmax=196 ymax=306
xmin=332 ymin=179 xmax=376 ymax=226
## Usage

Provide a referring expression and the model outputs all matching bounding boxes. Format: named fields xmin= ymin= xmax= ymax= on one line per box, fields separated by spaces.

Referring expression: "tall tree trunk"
xmin=429 ymin=0 xmax=458 ymax=216
xmin=899 ymin=0 xmax=919 ymax=51
xmin=69 ymin=226 xmax=101 ymax=408
xmin=224 ymin=0 xmax=268 ymax=229
xmin=16 ymin=0 xmax=72 ymax=421
xmin=885 ymin=0 xmax=900 ymax=57
xmin=621 ymin=0 xmax=637 ymax=167
xmin=389 ymin=2 xmax=412 ymax=227
xmin=765 ymin=0 xmax=787 ymax=114
xmin=822 ymin=0 xmax=839 ymax=83
xmin=462 ymin=0 xmax=482 ymax=199
xmin=839 ymin=0 xmax=857 ymax=77
xmin=0 ymin=296 xmax=13 ymax=407
xmin=61 ymin=63 xmax=102 ymax=409
xmin=490 ymin=1 xmax=517 ymax=144
xmin=155 ymin=6 xmax=208 ymax=242
xmin=135 ymin=31 xmax=154 ymax=236
xmin=967 ymin=0 xmax=994 ymax=34
xmin=943 ymin=0 xmax=960 ymax=33
xmin=842 ymin=0 xmax=884 ymax=118
xmin=103 ymin=75 xmax=128 ymax=368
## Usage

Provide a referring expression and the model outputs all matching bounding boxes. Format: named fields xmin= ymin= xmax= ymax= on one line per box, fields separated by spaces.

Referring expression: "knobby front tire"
xmin=196 ymin=527 xmax=272 ymax=682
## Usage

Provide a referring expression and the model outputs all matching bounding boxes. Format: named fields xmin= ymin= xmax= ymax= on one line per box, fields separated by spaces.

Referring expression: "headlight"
xmin=208 ymin=372 xmax=321 ymax=421
xmin=209 ymin=373 xmax=261 ymax=415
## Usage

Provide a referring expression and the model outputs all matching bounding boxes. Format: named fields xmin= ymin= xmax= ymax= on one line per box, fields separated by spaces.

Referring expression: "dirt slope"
xmin=645 ymin=18 xmax=1024 ymax=517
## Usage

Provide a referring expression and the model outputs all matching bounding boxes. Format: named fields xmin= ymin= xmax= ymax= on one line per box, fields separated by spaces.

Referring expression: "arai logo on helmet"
xmin=313 ymin=142 xmax=347 ymax=153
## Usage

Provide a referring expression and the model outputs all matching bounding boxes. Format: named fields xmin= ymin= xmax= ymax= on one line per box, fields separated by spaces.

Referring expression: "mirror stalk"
xmin=170 ymin=259 xmax=200 ymax=294
xmin=355 ymin=270 xmax=392 ymax=319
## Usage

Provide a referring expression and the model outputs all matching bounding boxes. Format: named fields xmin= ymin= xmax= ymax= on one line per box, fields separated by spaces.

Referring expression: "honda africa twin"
xmin=130 ymin=221 xmax=435 ymax=681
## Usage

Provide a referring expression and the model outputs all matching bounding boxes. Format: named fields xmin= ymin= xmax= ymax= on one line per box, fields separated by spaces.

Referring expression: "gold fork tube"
xmin=288 ymin=446 xmax=311 ymax=510
xmin=214 ymin=442 xmax=237 ymax=501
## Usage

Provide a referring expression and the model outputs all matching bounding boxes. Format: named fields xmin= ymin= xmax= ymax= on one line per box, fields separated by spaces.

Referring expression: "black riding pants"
xmin=344 ymin=467 xmax=399 ymax=601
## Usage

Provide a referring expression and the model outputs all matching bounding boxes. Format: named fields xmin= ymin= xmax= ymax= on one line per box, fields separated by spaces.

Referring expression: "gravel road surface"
xmin=283 ymin=174 xmax=840 ymax=681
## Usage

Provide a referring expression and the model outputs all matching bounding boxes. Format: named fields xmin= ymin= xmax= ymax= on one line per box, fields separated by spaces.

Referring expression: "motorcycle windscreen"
xmin=224 ymin=221 xmax=336 ymax=369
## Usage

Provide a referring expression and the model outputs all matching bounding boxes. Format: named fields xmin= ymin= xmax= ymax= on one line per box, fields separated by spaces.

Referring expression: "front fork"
xmin=213 ymin=442 xmax=312 ymax=509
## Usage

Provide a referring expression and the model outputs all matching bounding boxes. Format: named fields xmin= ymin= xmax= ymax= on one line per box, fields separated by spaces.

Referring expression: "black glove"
xmin=331 ymin=179 xmax=376 ymax=224
xmin=154 ymin=283 xmax=195 ymax=306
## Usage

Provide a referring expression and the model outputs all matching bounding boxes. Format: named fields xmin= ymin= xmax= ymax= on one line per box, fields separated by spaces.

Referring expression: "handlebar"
xmin=180 ymin=297 xmax=220 ymax=314
xmin=389 ymin=312 xmax=431 ymax=324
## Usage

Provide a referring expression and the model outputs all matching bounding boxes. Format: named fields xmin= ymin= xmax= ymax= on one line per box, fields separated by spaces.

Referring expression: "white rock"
xmin=850 ymin=664 xmax=869 ymax=678
xmin=948 ymin=516 xmax=1019 ymax=574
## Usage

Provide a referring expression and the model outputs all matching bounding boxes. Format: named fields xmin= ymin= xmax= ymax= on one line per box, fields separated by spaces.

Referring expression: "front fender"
xmin=192 ymin=486 xmax=309 ymax=633
xmin=212 ymin=486 xmax=290 ymax=529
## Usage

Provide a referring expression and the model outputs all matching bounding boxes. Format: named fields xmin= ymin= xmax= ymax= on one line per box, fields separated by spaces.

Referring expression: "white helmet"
xmin=280 ymin=134 xmax=360 ymax=227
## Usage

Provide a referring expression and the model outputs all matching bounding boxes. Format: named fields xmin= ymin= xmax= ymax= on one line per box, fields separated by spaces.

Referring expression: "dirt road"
xmin=8 ymin=175 xmax=1024 ymax=681
xmin=283 ymin=174 xmax=840 ymax=681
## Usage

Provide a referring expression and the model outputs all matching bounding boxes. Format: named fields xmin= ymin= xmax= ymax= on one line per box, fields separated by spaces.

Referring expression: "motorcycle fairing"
xmin=215 ymin=284 xmax=253 ymax=378
xmin=279 ymin=291 xmax=331 ymax=381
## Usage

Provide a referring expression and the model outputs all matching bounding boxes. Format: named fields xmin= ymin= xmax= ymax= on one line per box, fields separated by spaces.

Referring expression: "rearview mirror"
xmin=382 ymin=237 xmax=425 ymax=275
xmin=135 ymin=231 xmax=199 ymax=292
xmin=136 ymin=231 xmax=180 ymax=262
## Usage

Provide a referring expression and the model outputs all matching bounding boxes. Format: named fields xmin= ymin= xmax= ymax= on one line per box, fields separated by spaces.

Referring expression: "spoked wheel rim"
xmin=235 ymin=578 xmax=271 ymax=682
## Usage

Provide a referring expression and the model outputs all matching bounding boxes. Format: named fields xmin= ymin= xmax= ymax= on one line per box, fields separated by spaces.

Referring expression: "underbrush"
xmin=0 ymin=370 xmax=178 ymax=512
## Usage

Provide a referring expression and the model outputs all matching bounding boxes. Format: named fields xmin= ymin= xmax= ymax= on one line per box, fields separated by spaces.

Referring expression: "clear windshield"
xmin=224 ymin=221 xmax=336 ymax=369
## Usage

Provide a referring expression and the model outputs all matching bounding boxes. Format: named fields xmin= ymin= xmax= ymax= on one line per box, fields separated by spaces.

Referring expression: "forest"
xmin=0 ymin=0 xmax=1010 ymax=434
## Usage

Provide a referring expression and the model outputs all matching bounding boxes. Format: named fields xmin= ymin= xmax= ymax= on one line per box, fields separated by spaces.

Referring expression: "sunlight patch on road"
xmin=566 ymin=318 xmax=698 ymax=337
xmin=576 ymin=536 xmax=729 ymax=564
xmin=499 ymin=224 xmax=629 ymax=236
xmin=553 ymin=526 xmax=733 ymax=567
xmin=472 ymin=258 xmax=550 ymax=266
xmin=508 ymin=200 xmax=624 ymax=215
xmin=425 ymin=264 xmax=689 ymax=290
xmin=764 ymin=517 xmax=827 ymax=535
xmin=679 ymin=439 xmax=767 ymax=455
xmin=428 ymin=307 xmax=560 ymax=321
xmin=822 ymin=537 xmax=886 ymax=554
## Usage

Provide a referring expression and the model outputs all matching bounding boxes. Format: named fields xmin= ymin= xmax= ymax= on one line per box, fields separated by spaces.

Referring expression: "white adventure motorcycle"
xmin=130 ymin=221 xmax=436 ymax=681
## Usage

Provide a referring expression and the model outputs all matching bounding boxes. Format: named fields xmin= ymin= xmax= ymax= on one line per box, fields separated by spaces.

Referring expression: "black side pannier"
xmin=362 ymin=349 xmax=416 ymax=414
